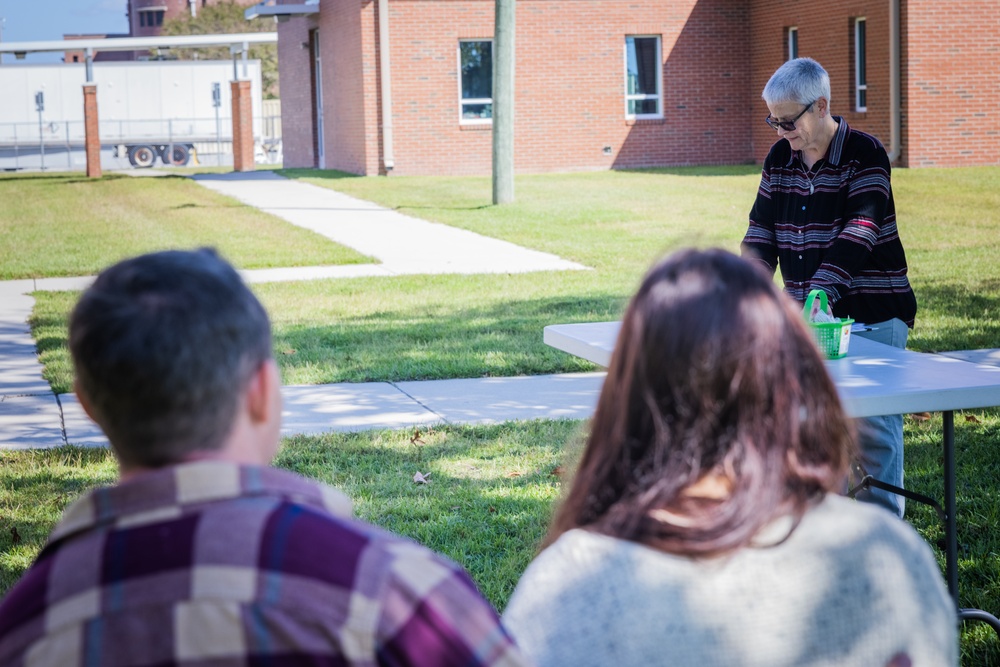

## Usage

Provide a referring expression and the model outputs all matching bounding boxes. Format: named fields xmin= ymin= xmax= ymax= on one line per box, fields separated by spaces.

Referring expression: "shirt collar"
xmin=785 ymin=116 xmax=850 ymax=168
xmin=49 ymin=461 xmax=353 ymax=545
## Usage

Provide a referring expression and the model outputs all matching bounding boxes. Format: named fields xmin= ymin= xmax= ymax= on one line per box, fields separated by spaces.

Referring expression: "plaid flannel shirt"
xmin=0 ymin=461 xmax=528 ymax=667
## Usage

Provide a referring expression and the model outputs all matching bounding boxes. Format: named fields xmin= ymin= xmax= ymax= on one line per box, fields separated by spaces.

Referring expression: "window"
xmin=139 ymin=9 xmax=165 ymax=28
xmin=625 ymin=36 xmax=662 ymax=119
xmin=459 ymin=40 xmax=493 ymax=123
xmin=854 ymin=18 xmax=867 ymax=111
xmin=787 ymin=27 xmax=798 ymax=60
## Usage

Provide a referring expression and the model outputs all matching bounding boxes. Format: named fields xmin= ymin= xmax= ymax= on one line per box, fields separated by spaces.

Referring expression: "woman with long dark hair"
xmin=503 ymin=249 xmax=955 ymax=666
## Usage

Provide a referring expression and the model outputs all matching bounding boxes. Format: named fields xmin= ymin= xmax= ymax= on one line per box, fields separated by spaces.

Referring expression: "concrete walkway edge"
xmin=0 ymin=172 xmax=600 ymax=449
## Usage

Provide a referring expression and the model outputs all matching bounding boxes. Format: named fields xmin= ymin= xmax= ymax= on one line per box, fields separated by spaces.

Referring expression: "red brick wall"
xmin=275 ymin=0 xmax=1000 ymax=174
xmin=316 ymin=0 xmax=377 ymax=174
xmin=83 ymin=84 xmax=102 ymax=179
xmin=277 ymin=0 xmax=751 ymax=175
xmin=232 ymin=80 xmax=255 ymax=171
xmin=904 ymin=0 xmax=1000 ymax=167
xmin=748 ymin=0 xmax=893 ymax=164
xmin=277 ymin=17 xmax=318 ymax=168
xmin=387 ymin=0 xmax=495 ymax=175
xmin=382 ymin=0 xmax=752 ymax=175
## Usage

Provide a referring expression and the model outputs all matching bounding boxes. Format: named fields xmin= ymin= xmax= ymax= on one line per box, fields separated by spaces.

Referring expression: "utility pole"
xmin=491 ymin=0 xmax=515 ymax=204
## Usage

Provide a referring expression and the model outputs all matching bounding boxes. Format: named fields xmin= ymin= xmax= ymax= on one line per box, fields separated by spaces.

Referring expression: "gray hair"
xmin=762 ymin=58 xmax=831 ymax=109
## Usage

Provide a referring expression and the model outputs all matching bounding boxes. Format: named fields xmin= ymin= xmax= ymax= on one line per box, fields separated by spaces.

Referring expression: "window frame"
xmin=624 ymin=35 xmax=663 ymax=120
xmin=854 ymin=17 xmax=867 ymax=112
xmin=138 ymin=8 xmax=165 ymax=28
xmin=457 ymin=39 xmax=494 ymax=126
xmin=787 ymin=27 xmax=799 ymax=61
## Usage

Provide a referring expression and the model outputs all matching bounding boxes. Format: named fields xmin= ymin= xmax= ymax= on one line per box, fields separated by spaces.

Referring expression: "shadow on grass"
xmin=393 ymin=204 xmax=493 ymax=212
xmin=903 ymin=410 xmax=1000 ymax=664
xmin=279 ymin=168 xmax=363 ymax=181
xmin=276 ymin=422 xmax=571 ymax=605
xmin=619 ymin=165 xmax=761 ymax=177
xmin=908 ymin=281 xmax=1000 ymax=352
xmin=272 ymin=293 xmax=626 ymax=383
xmin=0 ymin=173 xmax=129 ymax=184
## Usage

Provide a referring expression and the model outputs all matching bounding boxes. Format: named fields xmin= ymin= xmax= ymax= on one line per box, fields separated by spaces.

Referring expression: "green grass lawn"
xmin=0 ymin=172 xmax=369 ymax=279
xmin=2 ymin=416 xmax=999 ymax=665
xmin=29 ymin=166 xmax=1000 ymax=392
xmin=7 ymin=166 xmax=1000 ymax=663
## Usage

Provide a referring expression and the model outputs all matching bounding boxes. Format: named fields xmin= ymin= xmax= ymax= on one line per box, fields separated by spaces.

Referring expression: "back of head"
xmin=69 ymin=248 xmax=272 ymax=468
xmin=762 ymin=57 xmax=831 ymax=107
xmin=549 ymin=248 xmax=853 ymax=556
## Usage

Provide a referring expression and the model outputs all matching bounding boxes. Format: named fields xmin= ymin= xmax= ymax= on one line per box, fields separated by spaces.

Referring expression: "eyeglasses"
xmin=765 ymin=101 xmax=815 ymax=131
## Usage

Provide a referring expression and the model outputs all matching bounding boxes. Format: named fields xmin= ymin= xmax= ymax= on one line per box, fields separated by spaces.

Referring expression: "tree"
xmin=160 ymin=1 xmax=279 ymax=99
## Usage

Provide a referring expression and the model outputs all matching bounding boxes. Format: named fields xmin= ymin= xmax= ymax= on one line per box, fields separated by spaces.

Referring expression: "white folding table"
xmin=544 ymin=321 xmax=1000 ymax=630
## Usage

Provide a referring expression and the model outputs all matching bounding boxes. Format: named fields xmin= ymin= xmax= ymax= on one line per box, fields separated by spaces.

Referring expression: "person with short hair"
xmin=0 ymin=248 xmax=527 ymax=667
xmin=502 ymin=249 xmax=955 ymax=666
xmin=742 ymin=57 xmax=917 ymax=518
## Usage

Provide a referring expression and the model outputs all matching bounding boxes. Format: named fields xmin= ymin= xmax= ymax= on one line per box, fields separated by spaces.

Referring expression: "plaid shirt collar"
xmin=49 ymin=461 xmax=353 ymax=547
xmin=785 ymin=116 xmax=850 ymax=168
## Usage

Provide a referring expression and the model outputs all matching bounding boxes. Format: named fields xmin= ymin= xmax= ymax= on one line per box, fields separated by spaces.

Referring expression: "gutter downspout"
xmin=378 ymin=0 xmax=395 ymax=172
xmin=888 ymin=0 xmax=901 ymax=163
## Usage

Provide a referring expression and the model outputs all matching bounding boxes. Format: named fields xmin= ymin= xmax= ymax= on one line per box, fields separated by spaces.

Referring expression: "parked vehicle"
xmin=0 ymin=60 xmax=264 ymax=169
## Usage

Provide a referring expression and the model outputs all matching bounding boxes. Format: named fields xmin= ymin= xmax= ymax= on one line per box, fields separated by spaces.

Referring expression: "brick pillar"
xmin=83 ymin=84 xmax=102 ymax=179
xmin=231 ymin=80 xmax=255 ymax=172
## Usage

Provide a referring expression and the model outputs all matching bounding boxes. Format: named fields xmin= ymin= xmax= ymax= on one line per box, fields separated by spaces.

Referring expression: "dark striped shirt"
xmin=742 ymin=117 xmax=917 ymax=327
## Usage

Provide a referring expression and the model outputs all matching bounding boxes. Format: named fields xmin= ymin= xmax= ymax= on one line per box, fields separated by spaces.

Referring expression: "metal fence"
xmin=0 ymin=113 xmax=282 ymax=171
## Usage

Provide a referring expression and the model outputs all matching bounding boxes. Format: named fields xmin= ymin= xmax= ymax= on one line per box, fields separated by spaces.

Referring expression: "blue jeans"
xmin=852 ymin=318 xmax=909 ymax=518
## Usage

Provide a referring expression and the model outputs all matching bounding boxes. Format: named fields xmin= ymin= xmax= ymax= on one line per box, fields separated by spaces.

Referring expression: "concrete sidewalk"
xmin=1 ymin=372 xmax=605 ymax=450
xmin=0 ymin=171 xmax=599 ymax=450
xmin=192 ymin=171 xmax=587 ymax=277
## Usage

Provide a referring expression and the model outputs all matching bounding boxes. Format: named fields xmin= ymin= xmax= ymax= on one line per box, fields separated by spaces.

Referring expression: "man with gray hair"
xmin=0 ymin=248 xmax=526 ymax=667
xmin=742 ymin=58 xmax=917 ymax=518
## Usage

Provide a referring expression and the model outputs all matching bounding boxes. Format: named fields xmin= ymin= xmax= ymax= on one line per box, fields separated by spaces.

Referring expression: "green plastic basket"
xmin=803 ymin=289 xmax=854 ymax=359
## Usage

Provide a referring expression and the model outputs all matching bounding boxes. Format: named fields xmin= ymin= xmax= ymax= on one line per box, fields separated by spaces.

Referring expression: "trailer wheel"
xmin=160 ymin=144 xmax=191 ymax=167
xmin=128 ymin=145 xmax=157 ymax=168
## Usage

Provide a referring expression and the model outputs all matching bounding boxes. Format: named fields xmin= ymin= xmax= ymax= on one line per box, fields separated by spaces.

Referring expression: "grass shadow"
xmin=279 ymin=168 xmax=363 ymax=181
xmin=619 ymin=164 xmax=761 ymax=177
xmin=908 ymin=281 xmax=1000 ymax=352
xmin=271 ymin=292 xmax=626 ymax=384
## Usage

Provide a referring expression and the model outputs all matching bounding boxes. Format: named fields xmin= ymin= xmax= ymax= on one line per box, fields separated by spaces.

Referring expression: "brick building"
xmin=130 ymin=0 xmax=261 ymax=38
xmin=261 ymin=0 xmax=1000 ymax=175
xmin=63 ymin=1 xmax=262 ymax=62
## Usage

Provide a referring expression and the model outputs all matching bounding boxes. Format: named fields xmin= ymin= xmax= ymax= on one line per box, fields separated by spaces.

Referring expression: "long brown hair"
xmin=547 ymin=249 xmax=854 ymax=557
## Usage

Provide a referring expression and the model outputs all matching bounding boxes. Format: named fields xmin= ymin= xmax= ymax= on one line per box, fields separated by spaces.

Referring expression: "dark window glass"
xmin=857 ymin=21 xmax=866 ymax=86
xmin=460 ymin=41 xmax=492 ymax=101
xmin=855 ymin=19 xmax=867 ymax=109
xmin=626 ymin=37 xmax=658 ymax=97
xmin=460 ymin=40 xmax=493 ymax=121
xmin=628 ymin=99 xmax=659 ymax=116
xmin=625 ymin=36 xmax=661 ymax=117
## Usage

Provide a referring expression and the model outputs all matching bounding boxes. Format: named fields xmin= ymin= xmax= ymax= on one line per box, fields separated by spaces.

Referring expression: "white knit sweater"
xmin=503 ymin=495 xmax=956 ymax=667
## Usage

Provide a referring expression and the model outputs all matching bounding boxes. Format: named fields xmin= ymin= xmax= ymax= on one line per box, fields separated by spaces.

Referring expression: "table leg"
xmin=943 ymin=410 xmax=1000 ymax=634
xmin=944 ymin=410 xmax=958 ymax=601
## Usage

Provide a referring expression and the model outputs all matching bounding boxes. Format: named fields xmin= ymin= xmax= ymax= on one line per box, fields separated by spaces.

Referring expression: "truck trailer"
xmin=0 ymin=60 xmax=264 ymax=169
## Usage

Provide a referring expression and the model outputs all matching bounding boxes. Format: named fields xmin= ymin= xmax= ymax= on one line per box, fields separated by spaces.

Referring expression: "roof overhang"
xmin=245 ymin=2 xmax=319 ymax=22
xmin=0 ymin=32 xmax=277 ymax=57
